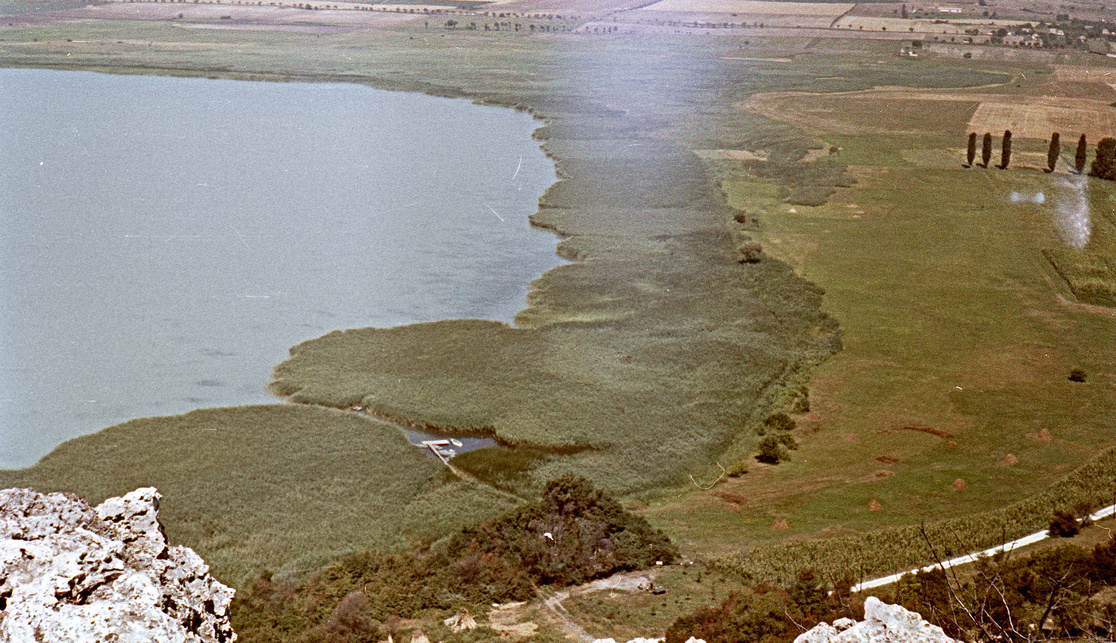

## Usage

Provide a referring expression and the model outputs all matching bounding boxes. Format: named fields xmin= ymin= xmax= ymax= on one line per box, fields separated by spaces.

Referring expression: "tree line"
xmin=965 ymin=130 xmax=1116 ymax=178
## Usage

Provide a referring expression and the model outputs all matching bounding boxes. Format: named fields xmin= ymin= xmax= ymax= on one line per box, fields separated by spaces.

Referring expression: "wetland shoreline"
xmin=0 ymin=24 xmax=844 ymax=584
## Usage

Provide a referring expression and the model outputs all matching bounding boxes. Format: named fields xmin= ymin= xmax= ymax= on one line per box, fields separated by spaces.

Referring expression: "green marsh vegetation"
xmin=0 ymin=405 xmax=524 ymax=588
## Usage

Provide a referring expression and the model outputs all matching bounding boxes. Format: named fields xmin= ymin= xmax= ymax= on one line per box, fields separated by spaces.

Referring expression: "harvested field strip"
xmin=967 ymin=100 xmax=1116 ymax=141
xmin=636 ymin=0 xmax=852 ymax=16
xmin=1055 ymin=64 xmax=1116 ymax=84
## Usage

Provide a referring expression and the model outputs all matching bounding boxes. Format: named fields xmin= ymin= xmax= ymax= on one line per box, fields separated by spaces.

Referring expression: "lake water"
xmin=0 ymin=68 xmax=561 ymax=469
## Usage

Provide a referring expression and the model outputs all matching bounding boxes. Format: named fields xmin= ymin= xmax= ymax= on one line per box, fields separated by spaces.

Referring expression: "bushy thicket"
xmin=670 ymin=537 xmax=1116 ymax=643
xmin=232 ymin=476 xmax=677 ymax=642
xmin=895 ymin=538 xmax=1116 ymax=641
xmin=664 ymin=569 xmax=857 ymax=643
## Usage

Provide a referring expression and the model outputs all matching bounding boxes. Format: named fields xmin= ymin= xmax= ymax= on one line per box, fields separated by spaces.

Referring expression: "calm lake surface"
xmin=0 ymin=68 xmax=562 ymax=469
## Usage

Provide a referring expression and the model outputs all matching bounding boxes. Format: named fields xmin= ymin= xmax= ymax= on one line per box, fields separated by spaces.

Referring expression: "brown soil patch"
xmin=880 ymin=425 xmax=955 ymax=439
xmin=744 ymin=82 xmax=1116 ymax=142
xmin=773 ymin=517 xmax=789 ymax=530
xmin=1004 ymin=453 xmax=1019 ymax=465
xmin=711 ymin=490 xmax=749 ymax=505
xmin=868 ymin=499 xmax=883 ymax=511
xmin=876 ymin=455 xmax=900 ymax=464
xmin=488 ymin=602 xmax=538 ymax=639
xmin=874 ymin=469 xmax=895 ymax=478
xmin=952 ymin=478 xmax=967 ymax=490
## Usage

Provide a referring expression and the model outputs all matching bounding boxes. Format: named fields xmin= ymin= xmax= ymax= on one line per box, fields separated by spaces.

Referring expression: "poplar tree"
xmin=981 ymin=132 xmax=992 ymax=168
xmin=1076 ymin=134 xmax=1088 ymax=173
xmin=1047 ymin=132 xmax=1060 ymax=172
xmin=1000 ymin=130 xmax=1012 ymax=169
xmin=966 ymin=132 xmax=977 ymax=167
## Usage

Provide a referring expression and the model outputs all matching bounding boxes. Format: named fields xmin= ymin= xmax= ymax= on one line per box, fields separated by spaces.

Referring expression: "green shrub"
xmin=763 ymin=412 xmax=796 ymax=432
xmin=756 ymin=436 xmax=790 ymax=464
xmin=1048 ymin=509 xmax=1080 ymax=537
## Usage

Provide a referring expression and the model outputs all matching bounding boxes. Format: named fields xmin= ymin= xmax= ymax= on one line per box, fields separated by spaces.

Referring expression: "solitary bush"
xmin=791 ymin=387 xmax=810 ymax=413
xmin=738 ymin=240 xmax=763 ymax=264
xmin=317 ymin=592 xmax=381 ymax=643
xmin=1091 ymin=137 xmax=1116 ymax=180
xmin=1049 ymin=509 xmax=1080 ymax=537
xmin=757 ymin=435 xmax=791 ymax=464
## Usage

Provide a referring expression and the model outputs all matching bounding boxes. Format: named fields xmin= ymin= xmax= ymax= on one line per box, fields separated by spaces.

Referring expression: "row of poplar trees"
xmin=965 ymin=130 xmax=1116 ymax=178
xmin=964 ymin=130 xmax=1014 ymax=169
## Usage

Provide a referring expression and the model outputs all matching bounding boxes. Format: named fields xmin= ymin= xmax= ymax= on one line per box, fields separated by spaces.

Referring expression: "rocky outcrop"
xmin=1 ymin=487 xmax=235 ymax=642
xmin=795 ymin=596 xmax=960 ymax=643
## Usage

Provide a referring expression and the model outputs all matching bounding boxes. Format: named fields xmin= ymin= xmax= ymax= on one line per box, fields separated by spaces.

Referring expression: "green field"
xmin=2 ymin=13 xmax=1116 ymax=617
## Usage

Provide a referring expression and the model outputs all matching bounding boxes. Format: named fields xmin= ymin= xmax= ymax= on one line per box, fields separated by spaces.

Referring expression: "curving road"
xmin=852 ymin=503 xmax=1116 ymax=593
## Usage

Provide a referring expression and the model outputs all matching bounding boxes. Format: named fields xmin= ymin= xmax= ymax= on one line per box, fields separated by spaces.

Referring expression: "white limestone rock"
xmin=795 ymin=596 xmax=960 ymax=643
xmin=0 ymin=487 xmax=236 ymax=642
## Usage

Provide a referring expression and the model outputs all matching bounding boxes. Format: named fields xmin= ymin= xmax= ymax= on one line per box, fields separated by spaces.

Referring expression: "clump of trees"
xmin=231 ymin=476 xmax=678 ymax=642
xmin=754 ymin=412 xmax=798 ymax=464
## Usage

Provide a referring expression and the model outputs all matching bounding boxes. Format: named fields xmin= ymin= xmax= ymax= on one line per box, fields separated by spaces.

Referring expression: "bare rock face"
xmin=0 ymin=487 xmax=236 ymax=642
xmin=795 ymin=596 xmax=960 ymax=643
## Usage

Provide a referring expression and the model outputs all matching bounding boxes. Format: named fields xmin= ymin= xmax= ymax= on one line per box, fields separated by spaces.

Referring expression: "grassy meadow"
xmin=644 ymin=71 xmax=1116 ymax=580
xmin=2 ymin=12 xmax=1116 ymax=611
